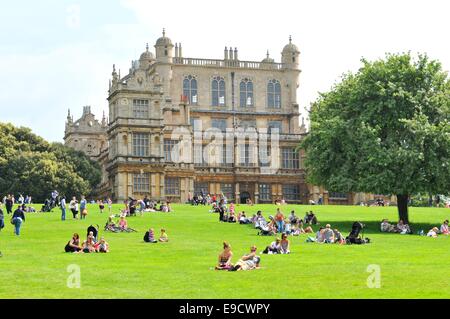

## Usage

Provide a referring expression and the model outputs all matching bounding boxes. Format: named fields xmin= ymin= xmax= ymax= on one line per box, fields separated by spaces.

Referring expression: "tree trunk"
xmin=396 ymin=194 xmax=409 ymax=224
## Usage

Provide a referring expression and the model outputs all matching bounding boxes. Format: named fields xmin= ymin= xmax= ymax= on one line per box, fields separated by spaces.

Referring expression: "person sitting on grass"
xmin=262 ymin=238 xmax=281 ymax=254
xmin=118 ymin=216 xmax=128 ymax=230
xmin=289 ymin=210 xmax=299 ymax=225
xmin=144 ymin=228 xmax=157 ymax=243
xmin=333 ymin=228 xmax=345 ymax=244
xmin=229 ymin=202 xmax=235 ymax=215
xmin=228 ymin=211 xmax=237 ymax=223
xmin=322 ymin=224 xmax=335 ymax=243
xmin=280 ymin=233 xmax=290 ymax=254
xmin=396 ymin=219 xmax=412 ymax=234
xmin=230 ymin=246 xmax=260 ymax=271
xmin=78 ymin=236 xmax=96 ymax=253
xmin=427 ymin=227 xmax=439 ymax=238
xmin=380 ymin=219 xmax=398 ymax=233
xmin=307 ymin=226 xmax=325 ymax=243
xmin=215 ymin=241 xmax=233 ymax=270
xmin=65 ymin=233 xmax=82 ymax=253
xmin=304 ymin=211 xmax=318 ymax=225
xmin=440 ymin=220 xmax=449 ymax=235
xmin=159 ymin=228 xmax=169 ymax=242
xmin=95 ymin=237 xmax=110 ymax=253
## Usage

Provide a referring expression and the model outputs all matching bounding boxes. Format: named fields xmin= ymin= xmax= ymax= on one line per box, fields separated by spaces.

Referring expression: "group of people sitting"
xmin=262 ymin=233 xmax=291 ymax=254
xmin=105 ymin=215 xmax=137 ymax=232
xmin=380 ymin=219 xmax=413 ymax=234
xmin=306 ymin=224 xmax=346 ymax=244
xmin=215 ymin=242 xmax=260 ymax=271
xmin=421 ymin=220 xmax=449 ymax=237
xmin=65 ymin=231 xmax=109 ymax=253
xmin=143 ymin=228 xmax=169 ymax=243
xmin=253 ymin=210 xmax=317 ymax=236
xmin=122 ymin=197 xmax=172 ymax=216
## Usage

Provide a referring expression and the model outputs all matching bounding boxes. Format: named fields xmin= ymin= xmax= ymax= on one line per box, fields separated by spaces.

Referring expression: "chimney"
xmin=175 ymin=43 xmax=179 ymax=58
xmin=229 ymin=47 xmax=233 ymax=60
xmin=224 ymin=47 xmax=228 ymax=60
xmin=179 ymin=43 xmax=182 ymax=58
xmin=234 ymin=47 xmax=238 ymax=60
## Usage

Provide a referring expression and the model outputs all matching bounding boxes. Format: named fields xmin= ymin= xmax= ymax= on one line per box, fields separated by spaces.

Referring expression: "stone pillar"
xmin=235 ymin=183 xmax=240 ymax=203
xmin=254 ymin=182 xmax=259 ymax=204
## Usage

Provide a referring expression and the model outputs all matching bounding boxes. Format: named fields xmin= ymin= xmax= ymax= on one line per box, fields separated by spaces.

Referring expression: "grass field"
xmin=0 ymin=203 xmax=449 ymax=299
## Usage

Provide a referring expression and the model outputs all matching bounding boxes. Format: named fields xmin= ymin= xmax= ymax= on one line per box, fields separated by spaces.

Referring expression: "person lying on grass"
xmin=427 ymin=227 xmax=439 ymax=238
xmin=159 ymin=228 xmax=168 ymax=242
xmin=215 ymin=241 xmax=233 ymax=270
xmin=144 ymin=228 xmax=157 ymax=243
xmin=380 ymin=219 xmax=398 ymax=233
xmin=230 ymin=246 xmax=260 ymax=271
xmin=65 ymin=233 xmax=82 ymax=253
xmin=440 ymin=220 xmax=449 ymax=235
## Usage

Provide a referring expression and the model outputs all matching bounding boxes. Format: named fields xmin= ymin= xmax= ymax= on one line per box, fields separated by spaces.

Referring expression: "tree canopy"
xmin=301 ymin=53 xmax=450 ymax=222
xmin=0 ymin=122 xmax=101 ymax=202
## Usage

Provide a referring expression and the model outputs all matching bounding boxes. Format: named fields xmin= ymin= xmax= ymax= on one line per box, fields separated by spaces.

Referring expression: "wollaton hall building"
xmin=65 ymin=30 xmax=383 ymax=205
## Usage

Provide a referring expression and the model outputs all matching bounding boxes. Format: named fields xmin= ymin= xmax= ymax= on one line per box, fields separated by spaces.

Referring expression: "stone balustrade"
xmin=173 ymin=57 xmax=284 ymax=70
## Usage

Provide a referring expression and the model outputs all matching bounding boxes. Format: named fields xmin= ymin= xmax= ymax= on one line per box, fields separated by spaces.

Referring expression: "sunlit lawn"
xmin=0 ymin=203 xmax=449 ymax=298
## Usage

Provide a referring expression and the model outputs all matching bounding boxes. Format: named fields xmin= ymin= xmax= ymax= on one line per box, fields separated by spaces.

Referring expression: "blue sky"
xmin=1 ymin=0 xmax=449 ymax=142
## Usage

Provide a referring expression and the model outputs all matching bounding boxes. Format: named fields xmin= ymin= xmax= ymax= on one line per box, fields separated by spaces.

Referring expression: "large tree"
xmin=301 ymin=53 xmax=450 ymax=223
xmin=0 ymin=122 xmax=101 ymax=202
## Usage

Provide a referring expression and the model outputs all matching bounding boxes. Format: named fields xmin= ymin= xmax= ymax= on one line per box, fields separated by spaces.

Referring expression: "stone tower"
xmin=64 ymin=106 xmax=108 ymax=160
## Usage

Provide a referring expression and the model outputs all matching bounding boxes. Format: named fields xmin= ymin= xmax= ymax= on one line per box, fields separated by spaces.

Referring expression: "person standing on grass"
xmin=0 ymin=203 xmax=5 ymax=231
xmin=12 ymin=205 xmax=25 ymax=236
xmin=69 ymin=197 xmax=78 ymax=219
xmin=60 ymin=196 xmax=67 ymax=221
xmin=80 ymin=196 xmax=87 ymax=220
xmin=107 ymin=198 xmax=112 ymax=214
xmin=5 ymin=195 xmax=13 ymax=215
xmin=275 ymin=208 xmax=285 ymax=233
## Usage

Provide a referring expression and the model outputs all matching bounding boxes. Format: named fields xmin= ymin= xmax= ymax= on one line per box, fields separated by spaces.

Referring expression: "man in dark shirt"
xmin=12 ymin=206 xmax=25 ymax=236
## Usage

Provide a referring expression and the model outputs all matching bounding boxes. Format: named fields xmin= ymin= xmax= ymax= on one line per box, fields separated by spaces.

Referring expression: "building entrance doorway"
xmin=240 ymin=191 xmax=251 ymax=204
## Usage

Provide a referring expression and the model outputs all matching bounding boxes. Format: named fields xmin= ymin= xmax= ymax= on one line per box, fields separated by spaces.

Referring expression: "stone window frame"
xmin=239 ymin=77 xmax=254 ymax=107
xmin=183 ymin=74 xmax=199 ymax=105
xmin=133 ymin=173 xmax=150 ymax=193
xmin=259 ymin=183 xmax=272 ymax=201
xmin=132 ymin=99 xmax=149 ymax=118
xmin=132 ymin=132 xmax=149 ymax=157
xmin=267 ymin=79 xmax=282 ymax=109
xmin=282 ymin=184 xmax=300 ymax=201
xmin=165 ymin=177 xmax=180 ymax=195
xmin=211 ymin=75 xmax=226 ymax=107
xmin=281 ymin=147 xmax=300 ymax=169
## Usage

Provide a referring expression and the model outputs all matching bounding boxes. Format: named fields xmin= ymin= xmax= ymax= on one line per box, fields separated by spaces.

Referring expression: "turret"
xmin=154 ymin=28 xmax=174 ymax=63
xmin=281 ymin=35 xmax=300 ymax=69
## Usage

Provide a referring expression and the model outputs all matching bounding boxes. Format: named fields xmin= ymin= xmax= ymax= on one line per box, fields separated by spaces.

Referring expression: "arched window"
xmin=183 ymin=75 xmax=198 ymax=105
xmin=239 ymin=78 xmax=254 ymax=107
xmin=267 ymin=79 xmax=281 ymax=108
xmin=211 ymin=76 xmax=226 ymax=106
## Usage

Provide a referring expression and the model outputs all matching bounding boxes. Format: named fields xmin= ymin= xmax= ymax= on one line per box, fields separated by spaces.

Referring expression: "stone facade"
xmin=65 ymin=31 xmax=381 ymax=205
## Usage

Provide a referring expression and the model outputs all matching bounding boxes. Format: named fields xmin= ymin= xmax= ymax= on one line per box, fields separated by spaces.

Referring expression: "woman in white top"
xmin=427 ymin=227 xmax=439 ymax=238
xmin=69 ymin=197 xmax=78 ymax=219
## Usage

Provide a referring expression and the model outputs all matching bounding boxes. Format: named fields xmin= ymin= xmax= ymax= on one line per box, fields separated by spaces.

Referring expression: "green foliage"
xmin=0 ymin=122 xmax=100 ymax=201
xmin=301 ymin=53 xmax=450 ymax=196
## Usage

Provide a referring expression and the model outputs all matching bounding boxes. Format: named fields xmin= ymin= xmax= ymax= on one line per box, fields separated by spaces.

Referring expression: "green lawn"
xmin=0 ymin=204 xmax=449 ymax=298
